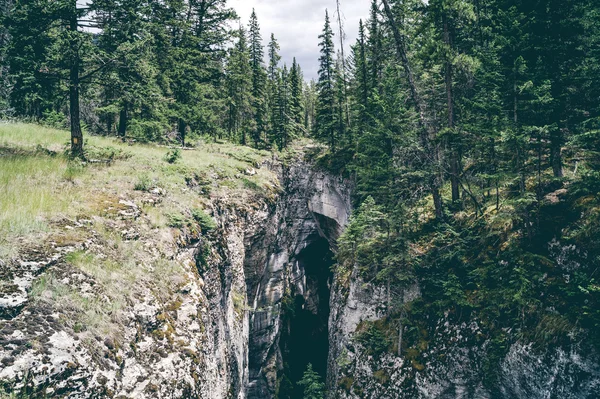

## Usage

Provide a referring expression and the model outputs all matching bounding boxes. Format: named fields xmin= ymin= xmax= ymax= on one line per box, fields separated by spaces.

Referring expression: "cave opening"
xmin=279 ymin=237 xmax=333 ymax=399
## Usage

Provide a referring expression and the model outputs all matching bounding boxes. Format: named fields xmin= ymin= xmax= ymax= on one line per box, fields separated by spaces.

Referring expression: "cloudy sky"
xmin=229 ymin=0 xmax=371 ymax=81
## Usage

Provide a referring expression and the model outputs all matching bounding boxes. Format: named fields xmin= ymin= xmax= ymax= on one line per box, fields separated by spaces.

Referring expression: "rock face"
xmin=327 ymin=257 xmax=600 ymax=399
xmin=3 ymin=150 xmax=599 ymax=399
xmin=0 ymin=152 xmax=352 ymax=399
xmin=242 ymin=158 xmax=352 ymax=398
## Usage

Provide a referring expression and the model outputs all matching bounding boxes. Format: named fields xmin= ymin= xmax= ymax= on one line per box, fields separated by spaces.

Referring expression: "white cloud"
xmin=229 ymin=0 xmax=371 ymax=80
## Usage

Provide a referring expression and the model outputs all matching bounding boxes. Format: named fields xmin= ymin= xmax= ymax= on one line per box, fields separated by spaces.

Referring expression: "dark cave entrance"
xmin=279 ymin=237 xmax=333 ymax=399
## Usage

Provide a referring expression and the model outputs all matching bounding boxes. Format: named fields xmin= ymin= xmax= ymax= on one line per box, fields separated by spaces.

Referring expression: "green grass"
xmin=0 ymin=153 xmax=78 ymax=236
xmin=0 ymin=122 xmax=277 ymax=256
xmin=0 ymin=122 xmax=71 ymax=150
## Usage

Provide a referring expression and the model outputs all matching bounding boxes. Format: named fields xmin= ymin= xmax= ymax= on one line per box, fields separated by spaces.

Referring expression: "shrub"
xmin=42 ymin=110 xmax=68 ymax=129
xmin=373 ymin=369 xmax=391 ymax=385
xmin=355 ymin=323 xmax=391 ymax=357
xmin=134 ymin=174 xmax=152 ymax=191
xmin=338 ymin=376 xmax=354 ymax=392
xmin=84 ymin=145 xmax=130 ymax=162
xmin=164 ymin=148 xmax=181 ymax=164
xmin=191 ymin=208 xmax=216 ymax=232
xmin=167 ymin=212 xmax=185 ymax=228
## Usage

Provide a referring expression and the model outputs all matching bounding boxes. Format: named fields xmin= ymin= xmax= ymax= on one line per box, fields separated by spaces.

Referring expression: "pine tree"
xmin=275 ymin=65 xmax=290 ymax=148
xmin=367 ymin=0 xmax=383 ymax=93
xmin=226 ymin=26 xmax=253 ymax=145
xmin=159 ymin=0 xmax=235 ymax=146
xmin=428 ymin=0 xmax=478 ymax=203
xmin=267 ymin=33 xmax=281 ymax=83
xmin=303 ymin=79 xmax=317 ymax=133
xmin=248 ymin=9 xmax=268 ymax=147
xmin=315 ymin=10 xmax=338 ymax=151
xmin=267 ymin=33 xmax=281 ymax=146
xmin=0 ymin=0 xmax=12 ymax=116
xmin=334 ymin=54 xmax=347 ymax=146
xmin=297 ymin=364 xmax=325 ymax=399
xmin=351 ymin=19 xmax=369 ymax=138
xmin=6 ymin=0 xmax=100 ymax=155
xmin=93 ymin=0 xmax=166 ymax=139
xmin=289 ymin=58 xmax=304 ymax=138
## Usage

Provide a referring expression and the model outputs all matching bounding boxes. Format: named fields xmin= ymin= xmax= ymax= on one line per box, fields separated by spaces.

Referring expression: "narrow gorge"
xmin=0 ymin=147 xmax=356 ymax=398
xmin=2 ymin=143 xmax=600 ymax=398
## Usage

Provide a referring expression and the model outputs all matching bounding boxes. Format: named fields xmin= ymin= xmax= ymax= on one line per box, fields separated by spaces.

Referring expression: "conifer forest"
xmin=1 ymin=1 xmax=600 ymax=398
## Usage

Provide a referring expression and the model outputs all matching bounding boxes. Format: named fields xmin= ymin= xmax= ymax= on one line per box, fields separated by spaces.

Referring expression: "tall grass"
xmin=0 ymin=122 xmax=70 ymax=151
xmin=0 ymin=154 xmax=77 ymax=236
xmin=0 ymin=122 xmax=276 ymax=257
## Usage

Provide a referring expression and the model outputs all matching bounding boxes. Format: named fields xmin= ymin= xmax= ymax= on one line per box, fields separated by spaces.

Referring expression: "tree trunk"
xmin=69 ymin=11 xmax=83 ymax=157
xmin=335 ymin=0 xmax=351 ymax=132
xmin=432 ymin=176 xmax=444 ymax=220
xmin=118 ymin=102 xmax=128 ymax=138
xmin=550 ymin=129 xmax=563 ymax=177
xmin=381 ymin=0 xmax=427 ymax=131
xmin=398 ymin=321 xmax=403 ymax=357
xmin=382 ymin=0 xmax=443 ymax=219
xmin=106 ymin=112 xmax=113 ymax=136
xmin=514 ymin=62 xmax=526 ymax=195
xmin=444 ymin=14 xmax=460 ymax=203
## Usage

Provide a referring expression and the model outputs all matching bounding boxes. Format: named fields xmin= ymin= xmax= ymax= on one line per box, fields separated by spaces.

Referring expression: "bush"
xmin=355 ymin=323 xmax=391 ymax=357
xmin=128 ymin=119 xmax=167 ymax=143
xmin=191 ymin=208 xmax=216 ymax=232
xmin=167 ymin=212 xmax=185 ymax=228
xmin=42 ymin=110 xmax=68 ymax=129
xmin=164 ymin=148 xmax=181 ymax=164
xmin=84 ymin=145 xmax=130 ymax=162
xmin=134 ymin=174 xmax=152 ymax=191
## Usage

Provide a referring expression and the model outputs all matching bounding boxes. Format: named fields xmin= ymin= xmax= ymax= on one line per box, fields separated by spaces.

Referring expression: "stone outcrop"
xmin=242 ymin=157 xmax=351 ymax=398
xmin=327 ymin=247 xmax=600 ymax=399
xmin=0 ymin=150 xmax=353 ymax=399
xmin=3 ymin=147 xmax=599 ymax=399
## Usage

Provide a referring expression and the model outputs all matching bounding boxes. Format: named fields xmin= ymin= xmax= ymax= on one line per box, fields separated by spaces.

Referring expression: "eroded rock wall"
xmin=244 ymin=159 xmax=352 ymax=399
xmin=327 ymin=247 xmax=600 ymax=399
xmin=0 ymin=152 xmax=353 ymax=399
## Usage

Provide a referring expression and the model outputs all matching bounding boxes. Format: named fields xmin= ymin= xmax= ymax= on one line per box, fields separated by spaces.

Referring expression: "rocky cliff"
xmin=2 ymin=140 xmax=599 ymax=399
xmin=0 ymin=145 xmax=353 ymax=399
xmin=327 ymin=243 xmax=600 ymax=398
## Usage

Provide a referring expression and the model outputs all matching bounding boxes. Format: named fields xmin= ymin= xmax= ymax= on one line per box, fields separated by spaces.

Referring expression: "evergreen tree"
xmin=248 ymin=9 xmax=268 ymax=147
xmin=0 ymin=0 xmax=12 ymax=116
xmin=334 ymin=54 xmax=348 ymax=146
xmin=5 ymin=0 xmax=100 ymax=155
xmin=267 ymin=33 xmax=281 ymax=83
xmin=159 ymin=0 xmax=235 ymax=146
xmin=225 ymin=26 xmax=253 ymax=145
xmin=267 ymin=33 xmax=281 ymax=146
xmin=315 ymin=10 xmax=338 ymax=151
xmin=289 ymin=58 xmax=304 ymax=138
xmin=350 ymin=19 xmax=369 ymax=138
xmin=297 ymin=364 xmax=325 ymax=399
xmin=366 ymin=0 xmax=383 ymax=93
xmin=274 ymin=64 xmax=290 ymax=148
xmin=303 ymin=79 xmax=317 ymax=133
xmin=93 ymin=0 xmax=166 ymax=139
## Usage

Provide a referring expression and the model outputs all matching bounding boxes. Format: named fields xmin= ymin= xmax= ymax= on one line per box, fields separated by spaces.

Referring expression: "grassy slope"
xmin=0 ymin=123 xmax=276 ymax=255
xmin=0 ymin=123 xmax=278 ymax=356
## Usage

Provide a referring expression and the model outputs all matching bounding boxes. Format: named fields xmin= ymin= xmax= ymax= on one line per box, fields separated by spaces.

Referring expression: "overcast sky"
xmin=229 ymin=0 xmax=371 ymax=81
